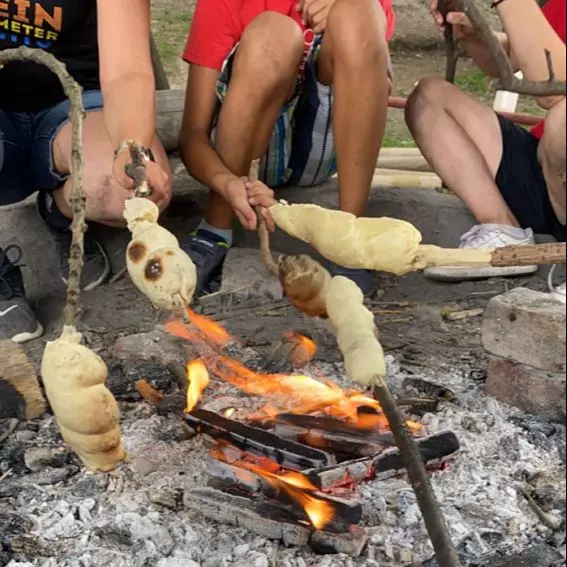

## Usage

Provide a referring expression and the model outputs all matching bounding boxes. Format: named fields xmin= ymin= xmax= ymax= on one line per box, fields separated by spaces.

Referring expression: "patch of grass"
xmin=152 ymin=4 xmax=195 ymax=80
xmin=454 ymin=69 xmax=490 ymax=96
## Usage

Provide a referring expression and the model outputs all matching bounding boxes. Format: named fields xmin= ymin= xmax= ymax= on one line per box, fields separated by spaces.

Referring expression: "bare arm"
xmin=178 ymin=65 xmax=238 ymax=195
xmin=498 ymin=0 xmax=565 ymax=108
xmin=97 ymin=0 xmax=155 ymax=149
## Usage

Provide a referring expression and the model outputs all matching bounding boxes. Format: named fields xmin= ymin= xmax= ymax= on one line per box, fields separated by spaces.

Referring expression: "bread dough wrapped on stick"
xmin=29 ymin=48 xmax=126 ymax=473
xmin=124 ymin=197 xmax=196 ymax=312
xmin=269 ymin=202 xmax=490 ymax=275
xmin=326 ymin=276 xmax=386 ymax=384
xmin=269 ymin=202 xmax=565 ymax=273
xmin=41 ymin=327 xmax=127 ymax=472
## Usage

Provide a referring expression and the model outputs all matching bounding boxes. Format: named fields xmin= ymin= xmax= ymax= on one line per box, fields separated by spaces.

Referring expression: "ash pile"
xmin=0 ymin=299 xmax=565 ymax=567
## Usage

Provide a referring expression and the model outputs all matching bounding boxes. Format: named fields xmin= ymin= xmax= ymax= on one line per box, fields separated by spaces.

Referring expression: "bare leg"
xmin=51 ymin=110 xmax=172 ymax=227
xmin=538 ymin=98 xmax=566 ymax=226
xmin=405 ymin=78 xmax=518 ymax=227
xmin=205 ymin=12 xmax=304 ymax=229
xmin=317 ymin=0 xmax=390 ymax=217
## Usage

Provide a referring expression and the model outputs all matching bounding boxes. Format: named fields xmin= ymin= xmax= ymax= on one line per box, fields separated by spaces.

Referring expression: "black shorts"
xmin=495 ymin=114 xmax=565 ymax=242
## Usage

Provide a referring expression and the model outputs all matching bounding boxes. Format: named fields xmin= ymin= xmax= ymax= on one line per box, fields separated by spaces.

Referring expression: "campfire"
xmin=159 ymin=308 xmax=460 ymax=555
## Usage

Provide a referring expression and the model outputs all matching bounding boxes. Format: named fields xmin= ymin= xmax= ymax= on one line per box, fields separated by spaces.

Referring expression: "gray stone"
xmin=485 ymin=543 xmax=563 ymax=567
xmin=482 ymin=287 xmax=566 ymax=373
xmin=485 ymin=356 xmax=566 ymax=422
xmin=23 ymin=447 xmax=67 ymax=472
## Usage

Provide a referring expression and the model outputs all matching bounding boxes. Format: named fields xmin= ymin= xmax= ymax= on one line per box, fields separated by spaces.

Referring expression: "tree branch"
xmin=249 ymin=159 xmax=279 ymax=276
xmin=439 ymin=0 xmax=459 ymax=83
xmin=458 ymin=0 xmax=566 ymax=96
xmin=0 ymin=47 xmax=87 ymax=328
xmin=372 ymin=379 xmax=461 ymax=567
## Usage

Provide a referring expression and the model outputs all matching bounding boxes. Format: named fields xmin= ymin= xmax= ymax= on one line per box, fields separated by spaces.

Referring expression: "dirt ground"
xmin=150 ymin=0 xmax=544 ymax=147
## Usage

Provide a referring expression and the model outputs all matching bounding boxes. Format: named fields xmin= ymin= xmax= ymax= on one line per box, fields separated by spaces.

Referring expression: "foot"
xmin=181 ymin=232 xmax=230 ymax=297
xmin=329 ymin=264 xmax=376 ymax=295
xmin=37 ymin=193 xmax=111 ymax=291
xmin=0 ymin=245 xmax=44 ymax=343
xmin=424 ymin=224 xmax=538 ymax=282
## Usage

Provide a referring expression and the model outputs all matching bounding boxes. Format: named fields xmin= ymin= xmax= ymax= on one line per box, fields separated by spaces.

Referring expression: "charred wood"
xmin=306 ymin=430 xmax=460 ymax=490
xmin=184 ymin=409 xmax=334 ymax=470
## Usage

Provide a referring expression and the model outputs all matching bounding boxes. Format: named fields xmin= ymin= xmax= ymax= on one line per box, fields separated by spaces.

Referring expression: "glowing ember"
xmin=185 ymin=359 xmax=210 ymax=412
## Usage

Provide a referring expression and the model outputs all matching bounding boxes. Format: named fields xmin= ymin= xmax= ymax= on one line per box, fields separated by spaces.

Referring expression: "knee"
xmin=539 ymin=99 xmax=566 ymax=173
xmin=405 ymin=77 xmax=448 ymax=128
xmin=235 ymin=12 xmax=304 ymax=86
xmin=326 ymin=0 xmax=388 ymax=64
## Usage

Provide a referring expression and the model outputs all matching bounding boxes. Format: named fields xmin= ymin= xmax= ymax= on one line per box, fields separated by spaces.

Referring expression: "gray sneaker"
xmin=37 ymin=193 xmax=111 ymax=291
xmin=0 ymin=245 xmax=44 ymax=343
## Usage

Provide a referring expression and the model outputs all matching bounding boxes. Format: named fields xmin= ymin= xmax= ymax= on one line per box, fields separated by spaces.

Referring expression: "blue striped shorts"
xmin=214 ymin=35 xmax=336 ymax=188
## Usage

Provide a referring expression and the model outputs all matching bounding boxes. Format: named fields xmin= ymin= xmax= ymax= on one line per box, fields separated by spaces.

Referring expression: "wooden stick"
xmin=150 ymin=33 xmax=170 ymax=91
xmin=416 ymin=242 xmax=566 ymax=269
xmin=126 ymin=141 xmax=152 ymax=198
xmin=459 ymin=0 xmax=566 ymax=96
xmin=438 ymin=0 xmax=459 ymax=83
xmin=0 ymin=47 xmax=87 ymax=328
xmin=0 ymin=340 xmax=46 ymax=420
xmin=249 ymin=159 xmax=279 ymax=276
xmin=372 ymin=382 xmax=460 ymax=567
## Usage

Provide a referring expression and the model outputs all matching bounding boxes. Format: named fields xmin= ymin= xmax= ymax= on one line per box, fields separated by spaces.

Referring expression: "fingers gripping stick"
xmin=249 ymin=159 xmax=279 ymax=276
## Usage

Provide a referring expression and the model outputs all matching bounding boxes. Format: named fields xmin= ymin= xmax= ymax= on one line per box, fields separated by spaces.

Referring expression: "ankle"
xmin=196 ymin=220 xmax=233 ymax=247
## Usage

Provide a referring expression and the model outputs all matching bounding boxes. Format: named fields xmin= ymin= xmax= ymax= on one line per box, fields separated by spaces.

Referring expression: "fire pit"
xmin=133 ymin=309 xmax=462 ymax=556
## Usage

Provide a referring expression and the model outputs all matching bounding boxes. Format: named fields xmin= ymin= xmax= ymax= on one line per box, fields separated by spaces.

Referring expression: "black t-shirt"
xmin=0 ymin=0 xmax=99 ymax=112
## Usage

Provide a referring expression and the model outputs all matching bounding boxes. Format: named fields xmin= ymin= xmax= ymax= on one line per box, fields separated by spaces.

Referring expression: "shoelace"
xmin=459 ymin=226 xmax=504 ymax=249
xmin=0 ymin=244 xmax=25 ymax=300
xmin=547 ymin=264 xmax=565 ymax=294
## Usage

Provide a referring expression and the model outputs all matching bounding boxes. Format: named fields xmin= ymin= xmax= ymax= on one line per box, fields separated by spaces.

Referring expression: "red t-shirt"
xmin=183 ymin=0 xmax=396 ymax=72
xmin=530 ymin=0 xmax=566 ymax=139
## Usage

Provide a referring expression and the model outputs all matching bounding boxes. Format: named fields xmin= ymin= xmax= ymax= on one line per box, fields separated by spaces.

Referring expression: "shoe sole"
xmin=424 ymin=264 xmax=539 ymax=282
xmin=61 ymin=239 xmax=112 ymax=292
xmin=11 ymin=321 xmax=44 ymax=344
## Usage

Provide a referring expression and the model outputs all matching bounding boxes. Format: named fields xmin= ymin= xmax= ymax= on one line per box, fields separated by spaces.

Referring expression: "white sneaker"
xmin=548 ymin=264 xmax=566 ymax=304
xmin=424 ymin=224 xmax=538 ymax=282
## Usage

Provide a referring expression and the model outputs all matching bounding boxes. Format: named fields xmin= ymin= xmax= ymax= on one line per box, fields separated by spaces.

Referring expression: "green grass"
xmin=454 ymin=69 xmax=490 ymax=96
xmin=152 ymin=7 xmax=194 ymax=77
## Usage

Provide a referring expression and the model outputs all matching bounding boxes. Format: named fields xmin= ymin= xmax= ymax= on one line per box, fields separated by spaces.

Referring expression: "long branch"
xmin=439 ymin=0 xmax=459 ymax=83
xmin=458 ymin=0 xmax=566 ymax=96
xmin=373 ymin=380 xmax=460 ymax=567
xmin=249 ymin=159 xmax=279 ymax=276
xmin=0 ymin=47 xmax=86 ymax=328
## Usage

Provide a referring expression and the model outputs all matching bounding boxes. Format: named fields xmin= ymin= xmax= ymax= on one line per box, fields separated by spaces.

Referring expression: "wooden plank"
xmin=0 ymin=340 xmax=46 ymax=419
xmin=156 ymin=89 xmax=184 ymax=152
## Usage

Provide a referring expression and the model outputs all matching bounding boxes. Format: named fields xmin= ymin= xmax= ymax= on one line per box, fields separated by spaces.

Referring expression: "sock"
xmin=41 ymin=192 xmax=71 ymax=231
xmin=195 ymin=220 xmax=233 ymax=247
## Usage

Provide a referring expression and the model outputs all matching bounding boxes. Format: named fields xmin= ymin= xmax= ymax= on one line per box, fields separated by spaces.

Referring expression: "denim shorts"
xmin=0 ymin=90 xmax=104 ymax=207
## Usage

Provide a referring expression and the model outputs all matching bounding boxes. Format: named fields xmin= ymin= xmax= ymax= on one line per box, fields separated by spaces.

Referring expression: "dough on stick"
xmin=278 ymin=254 xmax=332 ymax=318
xmin=269 ymin=202 xmax=423 ymax=276
xmin=124 ymin=197 xmax=197 ymax=312
xmin=325 ymin=276 xmax=386 ymax=385
xmin=41 ymin=326 xmax=127 ymax=472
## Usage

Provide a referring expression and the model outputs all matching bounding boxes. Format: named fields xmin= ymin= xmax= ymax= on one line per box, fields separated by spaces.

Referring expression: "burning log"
xmin=207 ymin=459 xmax=362 ymax=533
xmin=182 ymin=487 xmax=368 ymax=557
xmin=272 ymin=423 xmax=387 ymax=459
xmin=184 ymin=409 xmax=334 ymax=470
xmin=305 ymin=430 xmax=460 ymax=490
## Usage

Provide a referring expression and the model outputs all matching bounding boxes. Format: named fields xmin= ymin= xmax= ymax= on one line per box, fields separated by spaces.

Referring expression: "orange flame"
xmin=166 ymin=310 xmax=422 ymax=432
xmin=165 ymin=308 xmax=231 ymax=347
xmin=213 ymin=444 xmax=335 ymax=530
xmin=186 ymin=359 xmax=210 ymax=412
xmin=284 ymin=331 xmax=317 ymax=367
